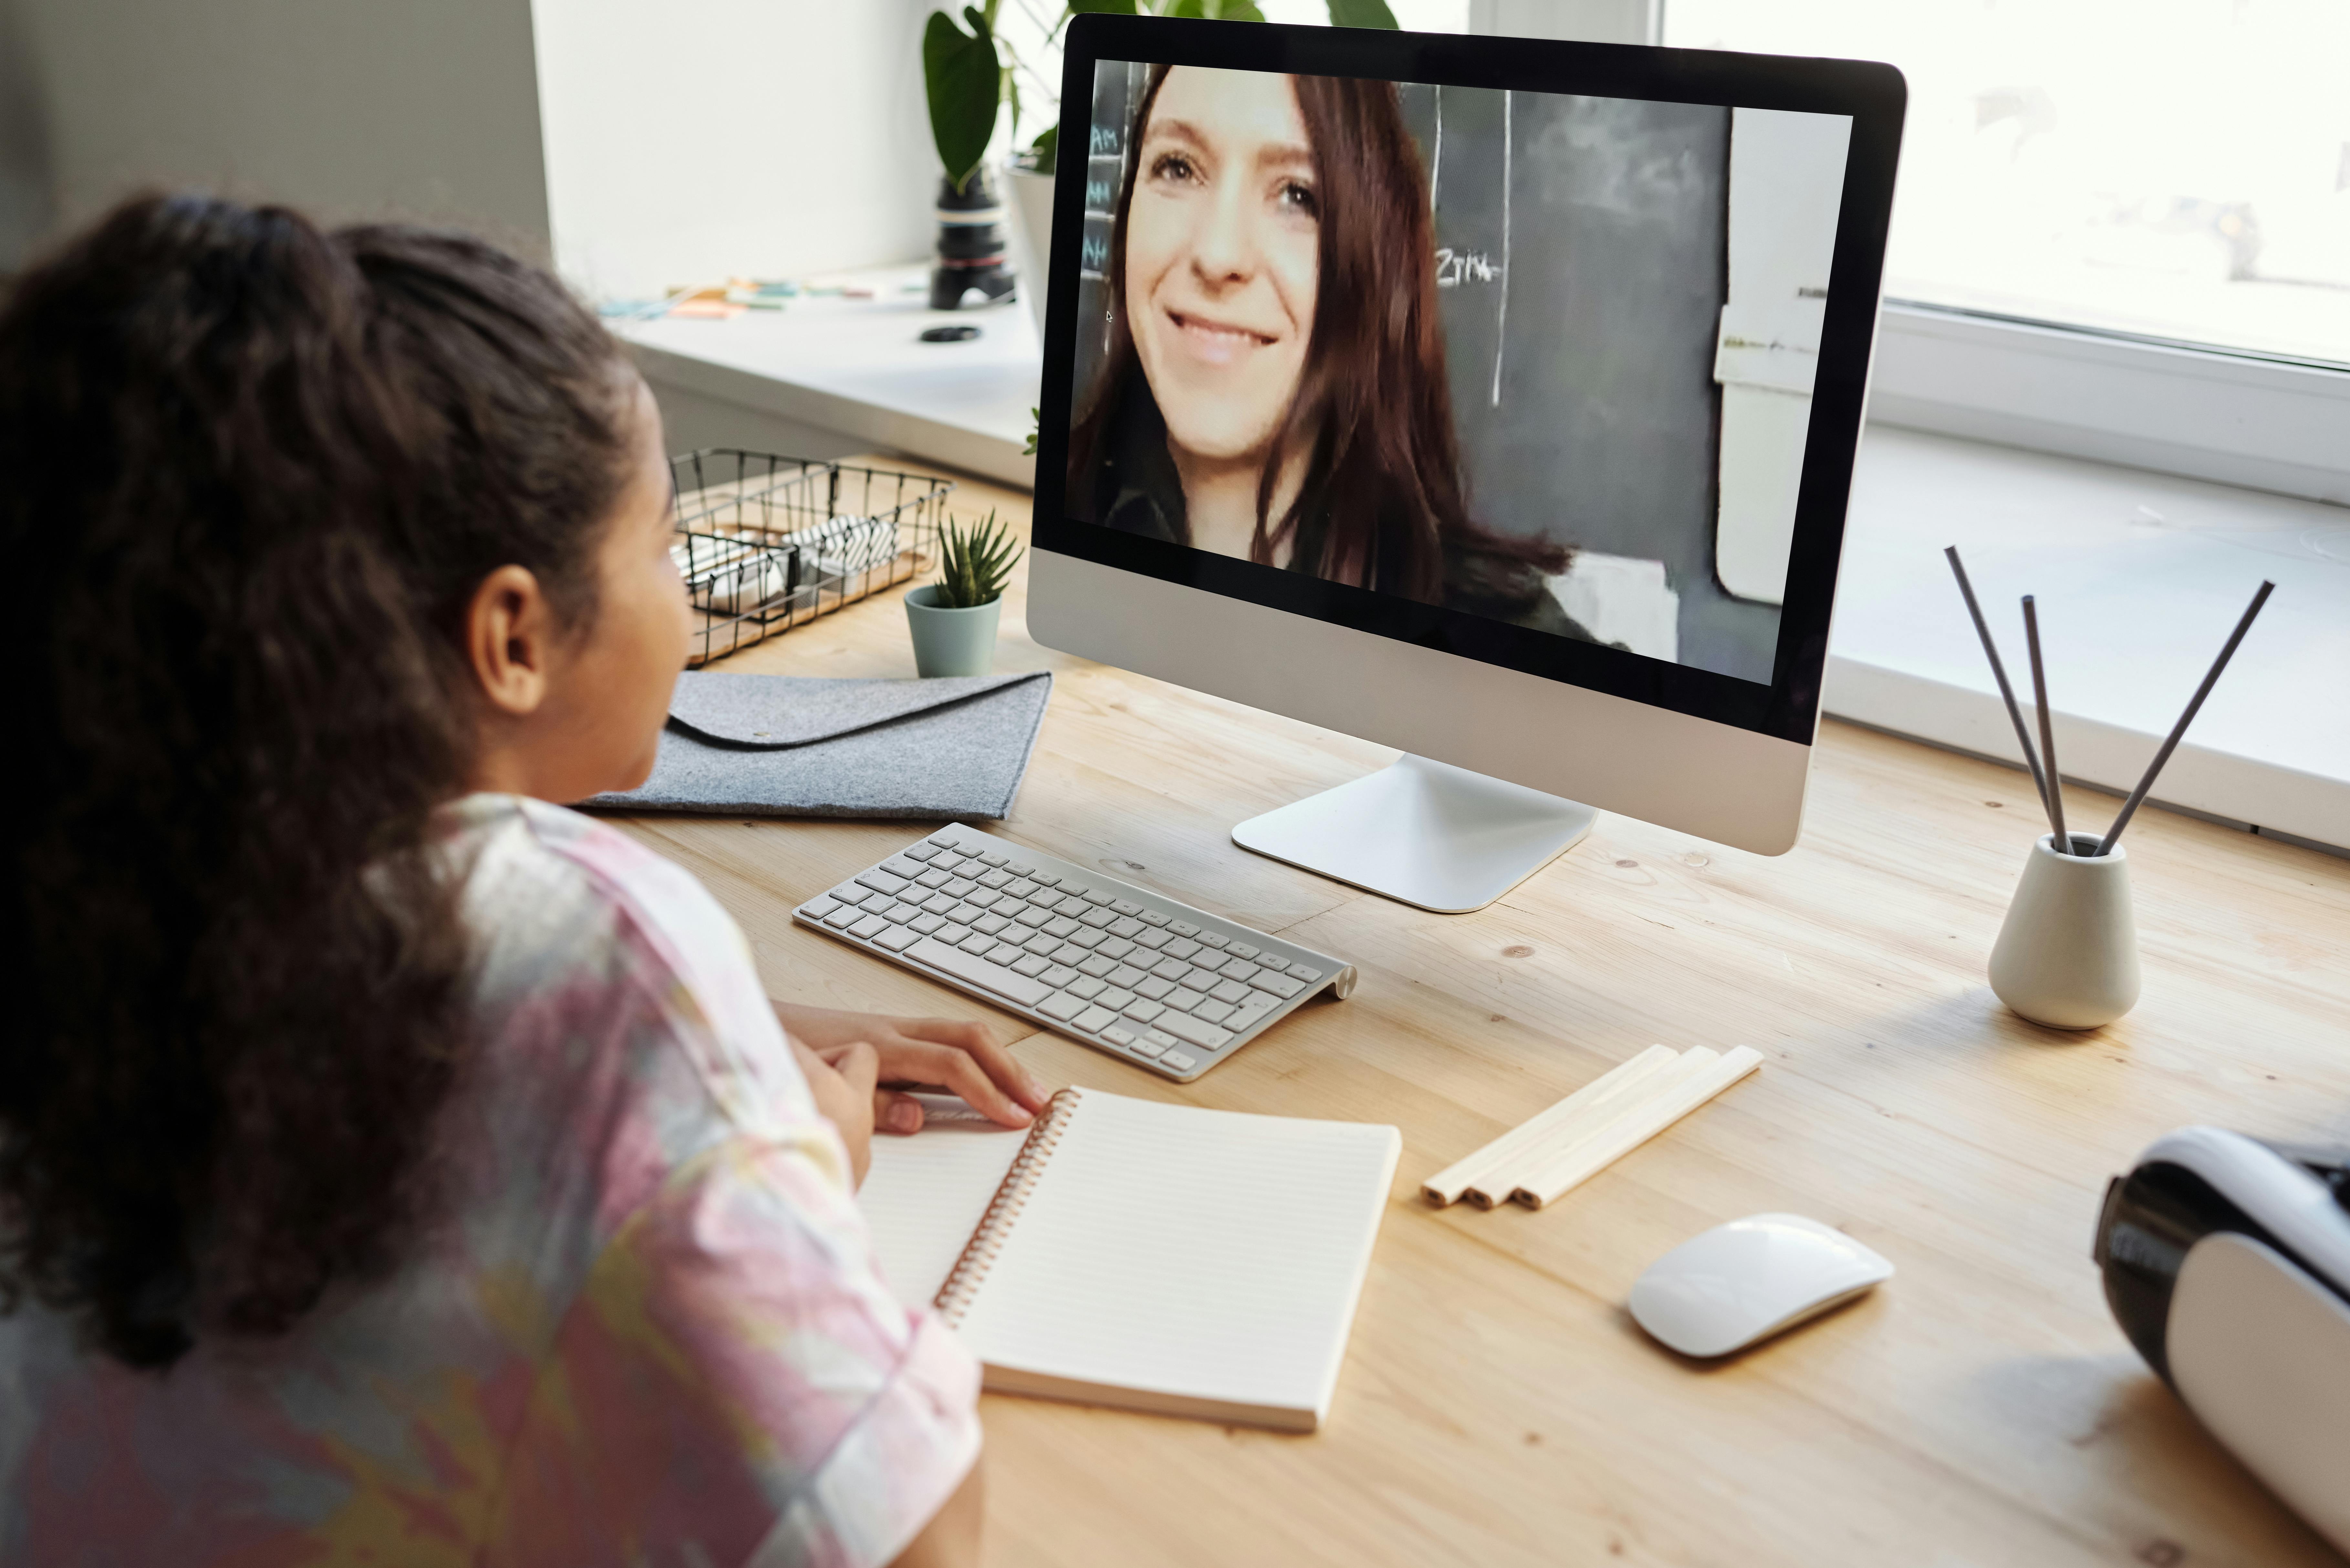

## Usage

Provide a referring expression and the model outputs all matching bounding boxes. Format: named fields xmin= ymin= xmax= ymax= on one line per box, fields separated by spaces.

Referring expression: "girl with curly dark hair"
xmin=0 ymin=193 xmax=1030 ymax=1567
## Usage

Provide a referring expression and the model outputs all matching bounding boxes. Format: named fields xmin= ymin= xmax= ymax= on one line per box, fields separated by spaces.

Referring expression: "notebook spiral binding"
xmin=933 ymin=1087 xmax=1086 ymax=1326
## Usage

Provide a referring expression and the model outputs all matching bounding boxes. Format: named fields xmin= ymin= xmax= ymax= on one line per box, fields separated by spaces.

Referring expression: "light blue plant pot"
xmin=904 ymin=584 xmax=1002 ymax=677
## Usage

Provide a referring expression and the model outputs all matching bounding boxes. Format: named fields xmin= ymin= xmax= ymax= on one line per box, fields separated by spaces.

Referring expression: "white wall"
xmin=12 ymin=0 xmax=551 ymax=261
xmin=531 ymin=0 xmax=938 ymax=303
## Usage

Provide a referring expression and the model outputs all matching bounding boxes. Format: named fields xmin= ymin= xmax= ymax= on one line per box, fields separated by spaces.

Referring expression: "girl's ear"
xmin=464 ymin=564 xmax=556 ymax=717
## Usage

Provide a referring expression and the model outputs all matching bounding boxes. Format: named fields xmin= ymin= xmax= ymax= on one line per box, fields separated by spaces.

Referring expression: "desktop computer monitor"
xmin=1027 ymin=15 xmax=1904 ymax=912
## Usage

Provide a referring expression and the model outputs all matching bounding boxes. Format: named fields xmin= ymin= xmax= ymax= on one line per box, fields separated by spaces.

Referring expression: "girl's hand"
xmin=773 ymin=1003 xmax=1051 ymax=1134
xmin=789 ymin=1035 xmax=879 ymax=1185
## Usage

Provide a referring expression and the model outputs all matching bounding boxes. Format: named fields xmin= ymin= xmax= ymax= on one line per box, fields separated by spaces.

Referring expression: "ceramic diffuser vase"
xmin=906 ymin=511 xmax=1022 ymax=678
xmin=1988 ymin=832 xmax=2141 ymax=1029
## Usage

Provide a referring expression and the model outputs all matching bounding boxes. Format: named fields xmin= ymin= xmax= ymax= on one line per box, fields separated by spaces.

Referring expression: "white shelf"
xmin=617 ymin=265 xmax=1040 ymax=488
xmin=1826 ymin=425 xmax=2350 ymax=850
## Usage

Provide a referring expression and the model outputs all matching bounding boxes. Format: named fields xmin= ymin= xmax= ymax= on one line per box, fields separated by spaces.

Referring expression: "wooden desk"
xmin=621 ymin=461 xmax=2350 ymax=1567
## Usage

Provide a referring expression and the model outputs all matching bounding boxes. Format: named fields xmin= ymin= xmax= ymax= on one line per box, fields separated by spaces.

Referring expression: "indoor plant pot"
xmin=904 ymin=584 xmax=1002 ymax=678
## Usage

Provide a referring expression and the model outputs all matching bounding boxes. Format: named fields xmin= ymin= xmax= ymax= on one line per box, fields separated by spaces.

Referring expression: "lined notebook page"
xmin=953 ymin=1090 xmax=1401 ymax=1424
xmin=857 ymin=1105 xmax=1028 ymax=1307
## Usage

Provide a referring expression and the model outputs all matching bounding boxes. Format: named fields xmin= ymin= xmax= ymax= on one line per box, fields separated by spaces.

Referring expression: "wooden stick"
xmin=1511 ymin=1047 xmax=1765 ymax=1210
xmin=1458 ymin=1048 xmax=1693 ymax=1210
xmin=1481 ymin=1049 xmax=1720 ymax=1209
xmin=1422 ymin=1045 xmax=1679 ymax=1207
xmin=1944 ymin=547 xmax=2054 ymax=823
xmin=2094 ymin=580 xmax=2274 ymax=857
xmin=2021 ymin=595 xmax=2071 ymax=854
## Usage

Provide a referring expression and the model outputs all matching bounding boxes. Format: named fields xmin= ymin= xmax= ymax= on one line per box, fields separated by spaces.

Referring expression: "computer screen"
xmin=1062 ymin=59 xmax=1851 ymax=690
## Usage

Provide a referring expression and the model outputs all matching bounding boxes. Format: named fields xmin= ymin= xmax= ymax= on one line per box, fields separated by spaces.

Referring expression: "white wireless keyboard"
xmin=794 ymin=823 xmax=1355 ymax=1082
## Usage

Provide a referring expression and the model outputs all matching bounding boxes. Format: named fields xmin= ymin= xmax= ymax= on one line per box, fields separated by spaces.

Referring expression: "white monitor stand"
xmin=1231 ymin=755 xmax=1597 ymax=914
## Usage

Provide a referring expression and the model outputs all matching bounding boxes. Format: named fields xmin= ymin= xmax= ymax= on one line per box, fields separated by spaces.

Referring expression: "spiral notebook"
xmin=857 ymin=1087 xmax=1401 ymax=1432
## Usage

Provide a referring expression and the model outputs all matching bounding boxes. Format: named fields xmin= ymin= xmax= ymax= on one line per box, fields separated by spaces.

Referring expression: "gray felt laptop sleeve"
xmin=579 ymin=669 xmax=1052 ymax=821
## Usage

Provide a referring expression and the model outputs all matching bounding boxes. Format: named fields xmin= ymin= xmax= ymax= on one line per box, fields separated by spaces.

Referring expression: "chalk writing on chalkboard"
xmin=1435 ymin=249 xmax=1499 ymax=288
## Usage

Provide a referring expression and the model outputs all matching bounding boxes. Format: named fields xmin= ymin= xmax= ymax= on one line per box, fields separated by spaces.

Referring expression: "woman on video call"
xmin=1069 ymin=64 xmax=1599 ymax=640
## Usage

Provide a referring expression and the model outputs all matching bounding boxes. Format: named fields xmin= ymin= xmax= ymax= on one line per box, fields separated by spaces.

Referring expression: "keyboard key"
xmin=1066 ymin=929 xmax=1107 ymax=950
xmin=1005 ymin=862 xmax=1034 ymax=877
xmin=1045 ymin=917 xmax=1082 ymax=938
xmin=965 ymin=889 xmax=1001 ymax=909
xmin=1197 ymin=933 xmax=1230 ymax=950
xmin=984 ymin=944 xmax=1018 ymax=965
xmin=1078 ymin=907 xmax=1115 ymax=930
xmin=1012 ymin=955 xmax=1052 ymax=978
xmin=1192 ymin=1000 xmax=1235 ymax=1026
xmin=881 ymin=856 xmax=927 ymax=878
xmin=1255 ymin=956 xmax=1290 ymax=974
xmin=1030 ymin=872 xmax=1061 ymax=887
xmin=960 ymin=931 xmax=997 ymax=953
xmin=1163 ymin=938 xmax=1201 ymax=961
xmin=831 ymin=884 xmax=871 ymax=905
xmin=1156 ymin=1012 xmax=1233 ymax=1052
xmin=1039 ymin=965 xmax=1080 ymax=989
xmin=1111 ymin=900 xmax=1144 ymax=918
xmin=1027 ymin=889 xmax=1063 ymax=910
xmin=1150 ymin=957 xmax=1190 ymax=981
xmin=1126 ymin=1001 xmax=1168 ymax=1026
xmin=1165 ymin=987 xmax=1206 ymax=1013
xmin=1038 ymin=992 xmax=1086 ymax=1021
xmin=1159 ymin=1048 xmax=1199 ymax=1072
xmin=1107 ymin=917 xmax=1143 ymax=939
xmin=978 ymin=870 xmax=1014 ymax=890
xmin=909 ymin=913 xmax=945 ymax=935
xmin=876 ymin=927 xmax=921 ymax=953
xmin=977 ymin=851 xmax=1009 ymax=867
xmin=916 ymin=869 xmax=951 ymax=890
xmin=1107 ymin=965 xmax=1149 ymax=988
xmin=801 ymin=897 xmax=840 ymax=921
xmin=1100 ymin=1025 xmax=1137 ymax=1047
xmin=1252 ymin=973 xmax=1306 ymax=999
xmin=1139 ymin=910 xmax=1170 ymax=927
xmin=937 ymin=923 xmax=972 ymax=945
xmin=1143 ymin=1028 xmax=1183 ymax=1051
xmin=1097 ymin=937 xmax=1136 ymax=962
xmin=1227 ymin=942 xmax=1260 ymax=960
xmin=930 ymin=853 xmax=971 ymax=874
xmin=1074 ymin=1005 xmax=1118 ymax=1032
xmin=1078 ymin=955 xmax=1118 ymax=979
xmin=904 ymin=844 xmax=941 ymax=861
xmin=823 ymin=907 xmax=861 ymax=929
xmin=941 ymin=878 xmax=977 ymax=899
xmin=1097 ymin=987 xmax=1136 ymax=1012
xmin=1015 ymin=907 xmax=1053 ymax=928
xmin=1054 ymin=895 xmax=1090 ymax=917
xmin=1228 ymin=997 xmax=1276 ymax=1030
xmin=1023 ymin=931 xmax=1063 ymax=953
xmin=974 ymin=913 xmax=1011 ymax=935
xmin=1289 ymin=968 xmax=1321 ymax=983
xmin=1169 ymin=921 xmax=1200 ymax=937
xmin=1004 ymin=880 xmax=1037 ymax=899
xmin=1052 ymin=943 xmax=1090 ymax=965
xmin=1210 ymin=978 xmax=1252 ymax=1005
xmin=925 ymin=834 xmax=958 ymax=850
xmin=1133 ymin=929 xmax=1172 ymax=951
xmin=1068 ymin=976 xmax=1107 ymax=999
xmin=1135 ymin=977 xmax=1175 ymax=1001
xmin=850 ymin=914 xmax=889 ymax=940
xmin=1082 ymin=888 xmax=1116 ymax=906
xmin=1130 ymin=1035 xmax=1167 ymax=1059
xmin=1220 ymin=961 xmax=1260 ymax=984
xmin=908 ymin=937 xmax=1052 ymax=1007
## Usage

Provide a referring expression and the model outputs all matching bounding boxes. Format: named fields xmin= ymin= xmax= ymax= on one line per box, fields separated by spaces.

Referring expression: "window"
xmin=1665 ymin=0 xmax=2350 ymax=370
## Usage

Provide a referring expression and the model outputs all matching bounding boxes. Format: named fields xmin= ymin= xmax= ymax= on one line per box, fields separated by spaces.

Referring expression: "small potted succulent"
xmin=906 ymin=511 xmax=1025 ymax=677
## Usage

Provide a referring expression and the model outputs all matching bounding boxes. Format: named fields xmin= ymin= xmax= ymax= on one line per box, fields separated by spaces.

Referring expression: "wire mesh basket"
xmin=669 ymin=449 xmax=954 ymax=667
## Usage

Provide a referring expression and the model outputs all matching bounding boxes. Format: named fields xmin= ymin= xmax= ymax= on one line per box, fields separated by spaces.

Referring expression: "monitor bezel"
xmin=1030 ymin=15 xmax=1905 ymax=748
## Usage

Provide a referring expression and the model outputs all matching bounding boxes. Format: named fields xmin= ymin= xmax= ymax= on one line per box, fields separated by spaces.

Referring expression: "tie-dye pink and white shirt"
xmin=0 ymin=794 xmax=981 ymax=1566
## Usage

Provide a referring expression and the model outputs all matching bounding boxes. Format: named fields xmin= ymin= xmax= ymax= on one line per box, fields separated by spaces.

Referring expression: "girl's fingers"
xmin=875 ymin=1088 xmax=926 ymax=1136
xmin=901 ymin=1044 xmax=1032 ymax=1127
xmin=889 ymin=1017 xmax=1050 ymax=1111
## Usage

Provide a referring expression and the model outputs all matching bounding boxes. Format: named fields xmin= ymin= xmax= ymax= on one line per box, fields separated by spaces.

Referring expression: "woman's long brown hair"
xmin=1069 ymin=66 xmax=1565 ymax=600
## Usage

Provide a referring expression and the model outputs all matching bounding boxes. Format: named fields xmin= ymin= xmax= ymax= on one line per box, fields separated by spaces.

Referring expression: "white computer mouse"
xmin=1627 ymin=1212 xmax=1894 ymax=1358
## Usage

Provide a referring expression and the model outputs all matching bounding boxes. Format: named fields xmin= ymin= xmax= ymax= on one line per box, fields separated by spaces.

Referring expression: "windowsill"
xmin=623 ymin=287 xmax=2350 ymax=851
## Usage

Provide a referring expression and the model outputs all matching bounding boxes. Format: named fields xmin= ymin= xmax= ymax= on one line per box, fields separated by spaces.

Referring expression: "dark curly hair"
xmin=0 ymin=193 xmax=635 ymax=1368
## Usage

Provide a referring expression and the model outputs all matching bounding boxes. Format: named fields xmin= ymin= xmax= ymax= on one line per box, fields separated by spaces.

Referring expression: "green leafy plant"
xmin=1023 ymin=406 xmax=1040 ymax=457
xmin=934 ymin=510 xmax=1025 ymax=608
xmin=926 ymin=0 xmax=1397 ymax=188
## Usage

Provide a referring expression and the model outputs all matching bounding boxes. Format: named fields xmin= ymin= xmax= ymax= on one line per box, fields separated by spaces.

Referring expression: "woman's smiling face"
xmin=1125 ymin=67 xmax=1320 ymax=465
